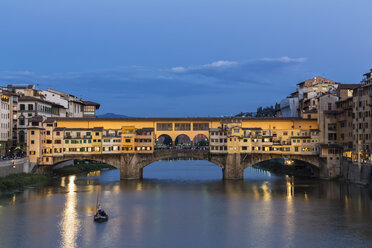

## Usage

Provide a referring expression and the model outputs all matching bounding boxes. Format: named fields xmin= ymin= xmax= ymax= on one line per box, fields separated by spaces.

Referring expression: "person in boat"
xmin=97 ymin=204 xmax=107 ymax=217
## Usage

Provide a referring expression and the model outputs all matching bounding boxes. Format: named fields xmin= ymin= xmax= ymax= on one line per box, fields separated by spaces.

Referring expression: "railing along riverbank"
xmin=0 ymin=157 xmax=32 ymax=178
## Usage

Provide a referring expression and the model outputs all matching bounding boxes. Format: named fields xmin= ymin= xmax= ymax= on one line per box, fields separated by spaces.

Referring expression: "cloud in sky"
xmin=260 ymin=56 xmax=308 ymax=63
xmin=171 ymin=60 xmax=238 ymax=73
xmin=0 ymin=57 xmax=310 ymax=117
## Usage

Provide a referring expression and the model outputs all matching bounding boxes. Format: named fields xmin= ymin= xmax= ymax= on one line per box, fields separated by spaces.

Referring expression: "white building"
xmin=0 ymin=91 xmax=11 ymax=155
xmin=17 ymin=96 xmax=65 ymax=148
xmin=42 ymin=90 xmax=68 ymax=109
xmin=279 ymin=97 xmax=299 ymax=117
xmin=44 ymin=89 xmax=84 ymax=117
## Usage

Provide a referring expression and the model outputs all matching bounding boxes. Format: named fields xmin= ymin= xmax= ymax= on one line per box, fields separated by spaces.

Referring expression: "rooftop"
xmin=54 ymin=127 xmax=104 ymax=131
xmin=297 ymin=77 xmax=338 ymax=87
xmin=6 ymin=84 xmax=34 ymax=90
xmin=82 ymin=100 xmax=100 ymax=108
xmin=338 ymin=84 xmax=360 ymax=90
xmin=19 ymin=96 xmax=65 ymax=108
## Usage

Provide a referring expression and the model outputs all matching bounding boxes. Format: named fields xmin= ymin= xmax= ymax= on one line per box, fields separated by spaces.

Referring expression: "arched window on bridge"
xmin=193 ymin=134 xmax=209 ymax=149
xmin=175 ymin=134 xmax=191 ymax=149
xmin=156 ymin=134 xmax=173 ymax=149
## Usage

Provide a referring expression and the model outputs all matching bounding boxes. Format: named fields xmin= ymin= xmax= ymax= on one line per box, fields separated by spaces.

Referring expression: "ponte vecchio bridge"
xmin=27 ymin=117 xmax=336 ymax=179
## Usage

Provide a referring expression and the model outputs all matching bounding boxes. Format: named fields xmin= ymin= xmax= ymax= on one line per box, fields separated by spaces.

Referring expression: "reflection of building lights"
xmin=252 ymin=185 xmax=260 ymax=199
xmin=87 ymin=171 xmax=101 ymax=177
xmin=60 ymin=175 xmax=79 ymax=248
xmin=60 ymin=177 xmax=66 ymax=187
xmin=286 ymin=175 xmax=294 ymax=199
xmin=68 ymin=175 xmax=76 ymax=194
xmin=261 ymin=182 xmax=271 ymax=201
xmin=136 ymin=182 xmax=143 ymax=191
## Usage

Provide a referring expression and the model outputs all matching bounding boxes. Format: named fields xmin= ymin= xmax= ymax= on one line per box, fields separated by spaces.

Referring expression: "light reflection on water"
xmin=0 ymin=160 xmax=371 ymax=248
xmin=59 ymin=175 xmax=79 ymax=248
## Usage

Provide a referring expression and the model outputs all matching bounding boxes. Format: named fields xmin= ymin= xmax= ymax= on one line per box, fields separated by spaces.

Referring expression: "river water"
xmin=0 ymin=160 xmax=372 ymax=248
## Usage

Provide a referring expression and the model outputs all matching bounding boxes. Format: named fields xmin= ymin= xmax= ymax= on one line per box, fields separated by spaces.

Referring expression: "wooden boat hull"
xmin=94 ymin=215 xmax=109 ymax=223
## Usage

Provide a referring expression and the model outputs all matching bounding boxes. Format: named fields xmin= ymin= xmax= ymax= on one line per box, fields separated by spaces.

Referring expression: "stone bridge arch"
xmin=240 ymin=153 xmax=325 ymax=168
xmin=52 ymin=154 xmax=123 ymax=169
xmin=51 ymin=150 xmax=228 ymax=179
xmin=120 ymin=150 xmax=227 ymax=179
xmin=240 ymin=153 xmax=328 ymax=177
xmin=49 ymin=152 xmax=328 ymax=180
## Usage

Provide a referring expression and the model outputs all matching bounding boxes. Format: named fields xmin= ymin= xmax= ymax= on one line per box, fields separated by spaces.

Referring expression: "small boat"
xmin=94 ymin=212 xmax=109 ymax=223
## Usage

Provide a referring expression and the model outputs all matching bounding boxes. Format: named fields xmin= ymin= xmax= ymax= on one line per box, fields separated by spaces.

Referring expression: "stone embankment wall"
xmin=340 ymin=160 xmax=372 ymax=185
xmin=0 ymin=158 xmax=31 ymax=178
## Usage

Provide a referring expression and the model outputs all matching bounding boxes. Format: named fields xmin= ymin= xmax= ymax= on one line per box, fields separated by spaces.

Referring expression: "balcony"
xmin=103 ymin=134 xmax=121 ymax=138
xmin=64 ymin=135 xmax=92 ymax=139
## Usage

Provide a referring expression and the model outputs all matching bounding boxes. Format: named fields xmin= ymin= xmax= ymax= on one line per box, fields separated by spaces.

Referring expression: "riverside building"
xmin=0 ymin=91 xmax=11 ymax=155
xmin=0 ymin=84 xmax=100 ymax=154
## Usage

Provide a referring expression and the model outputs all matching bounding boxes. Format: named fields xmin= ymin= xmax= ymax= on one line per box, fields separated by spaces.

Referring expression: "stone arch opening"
xmin=175 ymin=134 xmax=191 ymax=149
xmin=156 ymin=134 xmax=173 ymax=149
xmin=142 ymin=157 xmax=222 ymax=180
xmin=52 ymin=158 xmax=118 ymax=170
xmin=192 ymin=134 xmax=209 ymax=149
xmin=248 ymin=158 xmax=320 ymax=178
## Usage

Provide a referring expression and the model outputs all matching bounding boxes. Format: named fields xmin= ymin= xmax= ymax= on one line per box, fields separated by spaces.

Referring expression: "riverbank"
xmin=53 ymin=163 xmax=115 ymax=176
xmin=0 ymin=173 xmax=50 ymax=192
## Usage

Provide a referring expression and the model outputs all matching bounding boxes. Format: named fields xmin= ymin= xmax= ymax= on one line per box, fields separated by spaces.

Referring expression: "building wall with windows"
xmin=0 ymin=92 xmax=11 ymax=155
xmin=351 ymin=83 xmax=372 ymax=163
xmin=27 ymin=117 xmax=320 ymax=166
xmin=280 ymin=97 xmax=299 ymax=117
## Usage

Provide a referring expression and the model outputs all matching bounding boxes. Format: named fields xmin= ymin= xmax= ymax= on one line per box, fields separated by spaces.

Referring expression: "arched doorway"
xmin=175 ymin=134 xmax=191 ymax=149
xmin=193 ymin=134 xmax=209 ymax=149
xmin=19 ymin=130 xmax=25 ymax=144
xmin=156 ymin=134 xmax=173 ymax=149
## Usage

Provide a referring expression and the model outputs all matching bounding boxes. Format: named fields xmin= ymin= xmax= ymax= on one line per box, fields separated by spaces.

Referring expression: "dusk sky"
xmin=1 ymin=0 xmax=371 ymax=117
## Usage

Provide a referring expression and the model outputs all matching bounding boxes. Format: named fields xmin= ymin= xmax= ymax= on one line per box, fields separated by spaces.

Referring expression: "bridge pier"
xmin=223 ymin=153 xmax=244 ymax=180
xmin=120 ymin=154 xmax=143 ymax=180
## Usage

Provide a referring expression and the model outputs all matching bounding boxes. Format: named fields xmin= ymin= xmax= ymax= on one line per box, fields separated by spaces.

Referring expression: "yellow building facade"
xmin=27 ymin=117 xmax=319 ymax=165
